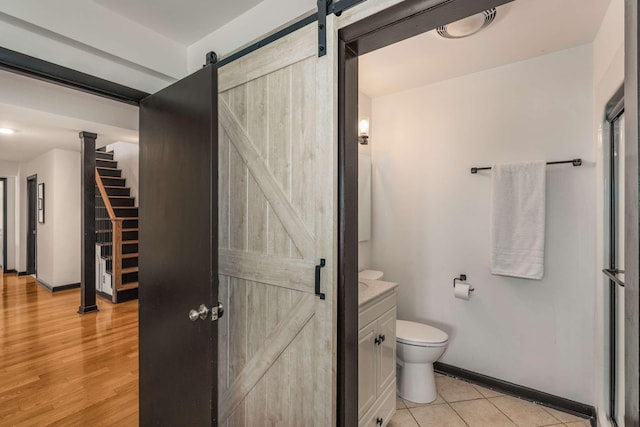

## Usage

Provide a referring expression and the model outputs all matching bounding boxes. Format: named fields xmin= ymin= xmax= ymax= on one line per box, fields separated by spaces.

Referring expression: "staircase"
xmin=95 ymin=149 xmax=139 ymax=303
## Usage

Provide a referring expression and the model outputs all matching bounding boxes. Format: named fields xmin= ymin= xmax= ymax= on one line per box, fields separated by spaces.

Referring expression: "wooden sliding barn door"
xmin=217 ymin=22 xmax=336 ymax=426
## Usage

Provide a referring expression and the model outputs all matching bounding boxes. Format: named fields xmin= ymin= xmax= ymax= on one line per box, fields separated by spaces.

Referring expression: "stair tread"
xmin=97 ymin=166 xmax=121 ymax=171
xmin=119 ymin=282 xmax=138 ymax=291
xmin=122 ymin=266 xmax=139 ymax=274
xmin=102 ymin=252 xmax=138 ymax=261
xmin=99 ymin=240 xmax=139 ymax=246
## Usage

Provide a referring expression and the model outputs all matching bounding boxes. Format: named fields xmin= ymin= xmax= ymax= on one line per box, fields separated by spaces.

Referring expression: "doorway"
xmin=604 ymin=87 xmax=625 ymax=426
xmin=0 ymin=177 xmax=5 ymax=272
xmin=339 ymin=0 xmax=631 ymax=425
xmin=26 ymin=174 xmax=37 ymax=276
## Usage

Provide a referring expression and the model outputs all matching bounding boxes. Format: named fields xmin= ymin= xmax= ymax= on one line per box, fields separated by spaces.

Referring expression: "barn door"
xmin=216 ymin=21 xmax=336 ymax=426
xmin=139 ymin=63 xmax=219 ymax=426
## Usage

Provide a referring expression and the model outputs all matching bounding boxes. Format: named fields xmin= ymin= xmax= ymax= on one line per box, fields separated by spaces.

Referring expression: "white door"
xmin=216 ymin=21 xmax=336 ymax=426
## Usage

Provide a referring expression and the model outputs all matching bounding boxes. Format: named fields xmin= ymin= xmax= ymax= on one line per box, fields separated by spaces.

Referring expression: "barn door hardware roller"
xmin=315 ymin=258 xmax=326 ymax=299
xmin=317 ymin=0 xmax=329 ymax=57
xmin=205 ymin=51 xmax=218 ymax=65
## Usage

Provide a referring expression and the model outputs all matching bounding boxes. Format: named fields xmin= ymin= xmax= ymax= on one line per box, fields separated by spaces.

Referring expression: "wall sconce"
xmin=359 ymin=118 xmax=370 ymax=145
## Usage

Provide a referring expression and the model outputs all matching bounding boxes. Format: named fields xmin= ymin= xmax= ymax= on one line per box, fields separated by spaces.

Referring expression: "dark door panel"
xmin=26 ymin=175 xmax=37 ymax=275
xmin=139 ymin=64 xmax=219 ymax=426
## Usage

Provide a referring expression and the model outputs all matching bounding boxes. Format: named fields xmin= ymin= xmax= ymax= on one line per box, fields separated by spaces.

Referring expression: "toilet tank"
xmin=358 ymin=270 xmax=384 ymax=281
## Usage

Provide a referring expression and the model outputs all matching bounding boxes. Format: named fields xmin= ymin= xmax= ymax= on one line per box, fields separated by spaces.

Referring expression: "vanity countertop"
xmin=358 ymin=279 xmax=398 ymax=307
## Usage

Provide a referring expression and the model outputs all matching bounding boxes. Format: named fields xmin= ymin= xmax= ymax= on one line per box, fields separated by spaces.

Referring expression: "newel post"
xmin=78 ymin=131 xmax=98 ymax=314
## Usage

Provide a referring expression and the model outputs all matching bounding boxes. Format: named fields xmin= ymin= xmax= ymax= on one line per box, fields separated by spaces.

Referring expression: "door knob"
xmin=216 ymin=302 xmax=224 ymax=319
xmin=189 ymin=304 xmax=209 ymax=322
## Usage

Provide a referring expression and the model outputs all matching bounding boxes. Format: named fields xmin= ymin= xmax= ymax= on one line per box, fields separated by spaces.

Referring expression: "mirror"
xmin=358 ymin=153 xmax=371 ymax=242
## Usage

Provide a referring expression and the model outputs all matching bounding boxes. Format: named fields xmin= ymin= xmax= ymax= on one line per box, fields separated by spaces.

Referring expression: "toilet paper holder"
xmin=453 ymin=274 xmax=475 ymax=291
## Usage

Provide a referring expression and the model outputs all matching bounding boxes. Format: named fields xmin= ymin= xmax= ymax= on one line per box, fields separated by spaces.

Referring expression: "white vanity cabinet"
xmin=358 ymin=289 xmax=397 ymax=427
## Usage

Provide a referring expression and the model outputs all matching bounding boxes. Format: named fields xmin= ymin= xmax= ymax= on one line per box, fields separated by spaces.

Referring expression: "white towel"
xmin=490 ymin=161 xmax=546 ymax=280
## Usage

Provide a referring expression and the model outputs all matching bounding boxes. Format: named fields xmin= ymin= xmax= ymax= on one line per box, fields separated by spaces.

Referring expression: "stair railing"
xmin=95 ymin=169 xmax=123 ymax=295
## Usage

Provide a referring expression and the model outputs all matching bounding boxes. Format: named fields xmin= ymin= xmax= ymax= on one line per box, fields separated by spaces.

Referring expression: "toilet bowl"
xmin=396 ymin=320 xmax=449 ymax=404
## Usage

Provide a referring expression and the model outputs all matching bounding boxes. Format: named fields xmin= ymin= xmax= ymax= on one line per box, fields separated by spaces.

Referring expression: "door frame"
xmin=1 ymin=177 xmax=6 ymax=271
xmin=26 ymin=174 xmax=37 ymax=276
xmin=337 ymin=0 xmax=514 ymax=424
xmin=625 ymin=1 xmax=640 ymax=425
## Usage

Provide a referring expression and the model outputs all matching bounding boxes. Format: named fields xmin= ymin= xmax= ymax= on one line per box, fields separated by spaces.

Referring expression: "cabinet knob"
xmin=376 ymin=417 xmax=383 ymax=425
xmin=375 ymin=334 xmax=386 ymax=345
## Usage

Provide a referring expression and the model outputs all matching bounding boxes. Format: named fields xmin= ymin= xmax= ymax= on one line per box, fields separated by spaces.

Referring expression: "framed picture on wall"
xmin=37 ymin=183 xmax=45 ymax=224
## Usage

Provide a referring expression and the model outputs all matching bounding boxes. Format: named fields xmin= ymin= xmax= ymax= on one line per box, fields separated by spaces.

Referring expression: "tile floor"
xmin=390 ymin=374 xmax=592 ymax=427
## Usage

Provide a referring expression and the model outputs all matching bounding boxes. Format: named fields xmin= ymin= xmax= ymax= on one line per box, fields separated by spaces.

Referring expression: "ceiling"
xmin=93 ymin=0 xmax=263 ymax=45
xmin=0 ymin=69 xmax=138 ymax=163
xmin=0 ymin=103 xmax=137 ymax=162
xmin=359 ymin=0 xmax=611 ymax=97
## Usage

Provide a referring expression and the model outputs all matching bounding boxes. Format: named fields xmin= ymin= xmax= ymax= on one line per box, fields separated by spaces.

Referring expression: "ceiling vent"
xmin=436 ymin=8 xmax=497 ymax=39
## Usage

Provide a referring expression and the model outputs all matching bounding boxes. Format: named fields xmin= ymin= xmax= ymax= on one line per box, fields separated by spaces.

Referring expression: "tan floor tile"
xmin=410 ymin=403 xmax=467 ymax=427
xmin=564 ymin=421 xmax=591 ymax=427
xmin=473 ymin=384 xmax=503 ymax=398
xmin=436 ymin=375 xmax=484 ymax=402
xmin=541 ymin=407 xmax=586 ymax=423
xmin=389 ymin=409 xmax=419 ymax=427
xmin=397 ymin=396 xmax=407 ymax=409
xmin=450 ymin=399 xmax=516 ymax=427
xmin=402 ymin=394 xmax=445 ymax=408
xmin=489 ymin=395 xmax=560 ymax=426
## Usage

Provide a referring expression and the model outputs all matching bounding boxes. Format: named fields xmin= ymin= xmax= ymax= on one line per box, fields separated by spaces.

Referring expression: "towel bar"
xmin=471 ymin=159 xmax=582 ymax=174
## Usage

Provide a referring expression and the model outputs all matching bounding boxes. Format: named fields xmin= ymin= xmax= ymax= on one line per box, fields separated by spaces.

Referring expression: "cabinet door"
xmin=377 ymin=307 xmax=396 ymax=395
xmin=359 ymin=320 xmax=378 ymax=419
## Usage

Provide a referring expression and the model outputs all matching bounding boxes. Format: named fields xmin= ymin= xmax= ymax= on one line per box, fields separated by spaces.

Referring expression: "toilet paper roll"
xmin=454 ymin=283 xmax=472 ymax=300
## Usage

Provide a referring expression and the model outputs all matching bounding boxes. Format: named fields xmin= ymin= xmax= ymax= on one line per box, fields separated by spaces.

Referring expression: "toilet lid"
xmin=396 ymin=320 xmax=448 ymax=345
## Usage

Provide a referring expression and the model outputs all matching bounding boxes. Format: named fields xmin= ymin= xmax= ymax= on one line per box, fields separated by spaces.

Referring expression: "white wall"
xmin=370 ymin=45 xmax=596 ymax=404
xmin=359 ymin=91 xmax=373 ymax=272
xmin=593 ymin=0 xmax=624 ymax=424
xmin=17 ymin=149 xmax=81 ymax=287
xmin=106 ymin=141 xmax=139 ymax=202
xmin=51 ymin=149 xmax=81 ymax=287
xmin=0 ymin=161 xmax=18 ymax=271
xmin=6 ymin=177 xmax=16 ymax=270
xmin=187 ymin=0 xmax=315 ymax=72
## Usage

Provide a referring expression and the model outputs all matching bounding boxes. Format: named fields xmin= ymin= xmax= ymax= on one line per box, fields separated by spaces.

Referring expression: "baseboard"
xmin=97 ymin=290 xmax=113 ymax=302
xmin=434 ymin=362 xmax=596 ymax=427
xmin=4 ymin=269 xmax=17 ymax=274
xmin=17 ymin=271 xmax=28 ymax=276
xmin=52 ymin=282 xmax=81 ymax=292
xmin=36 ymin=279 xmax=81 ymax=293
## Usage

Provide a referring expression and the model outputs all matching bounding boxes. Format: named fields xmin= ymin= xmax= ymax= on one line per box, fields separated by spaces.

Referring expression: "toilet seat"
xmin=396 ymin=320 xmax=448 ymax=347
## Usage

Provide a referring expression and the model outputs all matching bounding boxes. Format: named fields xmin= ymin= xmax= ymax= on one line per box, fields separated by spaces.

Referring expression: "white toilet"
xmin=396 ymin=320 xmax=449 ymax=404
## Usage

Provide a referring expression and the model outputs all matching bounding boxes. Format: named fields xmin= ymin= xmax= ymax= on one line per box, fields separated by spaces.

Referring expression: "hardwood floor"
xmin=0 ymin=273 xmax=139 ymax=426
